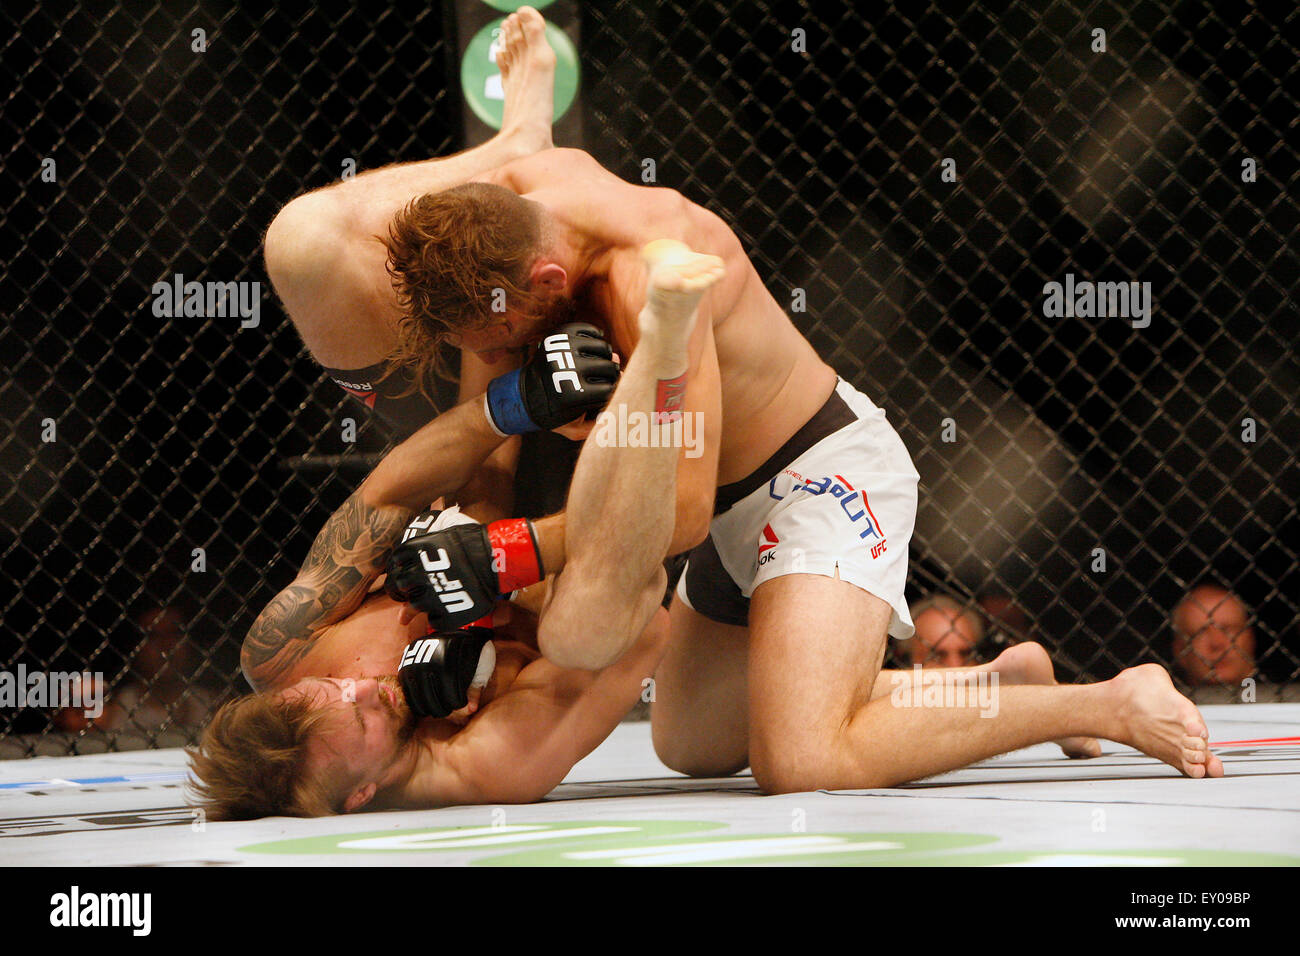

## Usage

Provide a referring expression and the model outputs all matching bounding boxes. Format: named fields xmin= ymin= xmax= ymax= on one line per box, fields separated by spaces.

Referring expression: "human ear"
xmin=343 ymin=782 xmax=377 ymax=813
xmin=533 ymin=262 xmax=567 ymax=292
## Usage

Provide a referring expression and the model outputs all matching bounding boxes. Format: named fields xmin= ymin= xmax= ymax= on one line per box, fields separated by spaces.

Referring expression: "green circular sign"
xmin=461 ymin=20 xmax=579 ymax=130
xmin=481 ymin=0 xmax=557 ymax=10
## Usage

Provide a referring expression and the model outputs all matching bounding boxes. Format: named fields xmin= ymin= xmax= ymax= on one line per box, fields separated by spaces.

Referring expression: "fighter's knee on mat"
xmin=651 ymin=720 xmax=748 ymax=778
xmin=747 ymin=730 xmax=888 ymax=794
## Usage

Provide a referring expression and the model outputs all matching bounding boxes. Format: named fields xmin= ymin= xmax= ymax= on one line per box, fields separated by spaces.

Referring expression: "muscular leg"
xmin=870 ymin=642 xmax=1103 ymax=758
xmin=747 ymin=574 xmax=1224 ymax=794
xmin=538 ymin=243 xmax=725 ymax=669
xmin=652 ymin=616 xmax=1102 ymax=778
xmin=308 ymin=4 xmax=557 ymax=245
xmin=651 ymin=599 xmax=750 ymax=776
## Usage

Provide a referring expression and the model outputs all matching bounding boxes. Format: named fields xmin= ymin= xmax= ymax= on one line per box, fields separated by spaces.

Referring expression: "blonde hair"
xmin=187 ymin=692 xmax=342 ymax=820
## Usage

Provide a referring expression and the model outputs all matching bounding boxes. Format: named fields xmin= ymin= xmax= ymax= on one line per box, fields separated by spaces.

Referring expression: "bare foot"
xmin=497 ymin=6 xmax=555 ymax=154
xmin=640 ymin=240 xmax=726 ymax=341
xmin=994 ymin=643 xmax=1102 ymax=758
xmin=1111 ymin=663 xmax=1225 ymax=778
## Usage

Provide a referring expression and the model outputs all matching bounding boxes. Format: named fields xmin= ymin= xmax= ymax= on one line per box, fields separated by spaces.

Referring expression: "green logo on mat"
xmin=241 ymin=819 xmax=722 ymax=855
xmin=461 ymin=20 xmax=579 ymax=130
xmin=239 ymin=822 xmax=1300 ymax=866
xmin=476 ymin=830 xmax=994 ymax=866
xmin=240 ymin=822 xmax=989 ymax=864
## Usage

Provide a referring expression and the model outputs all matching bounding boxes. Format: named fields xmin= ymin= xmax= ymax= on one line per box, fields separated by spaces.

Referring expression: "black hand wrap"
xmin=384 ymin=513 xmax=500 ymax=630
xmin=397 ymin=627 xmax=495 ymax=719
xmin=484 ymin=322 xmax=620 ymax=434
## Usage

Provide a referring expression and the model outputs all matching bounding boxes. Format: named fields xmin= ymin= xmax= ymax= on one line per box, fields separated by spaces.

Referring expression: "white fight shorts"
xmin=676 ymin=377 xmax=919 ymax=639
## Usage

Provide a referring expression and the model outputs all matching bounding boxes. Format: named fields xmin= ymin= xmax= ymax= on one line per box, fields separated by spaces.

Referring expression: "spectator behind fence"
xmin=57 ymin=606 xmax=217 ymax=733
xmin=903 ymin=595 xmax=985 ymax=667
xmin=1172 ymin=584 xmax=1257 ymax=687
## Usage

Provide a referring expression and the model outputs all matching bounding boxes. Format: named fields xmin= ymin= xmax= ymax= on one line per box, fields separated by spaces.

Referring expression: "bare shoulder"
xmin=601 ymin=193 xmax=747 ymax=328
xmin=485 ymin=147 xmax=615 ymax=190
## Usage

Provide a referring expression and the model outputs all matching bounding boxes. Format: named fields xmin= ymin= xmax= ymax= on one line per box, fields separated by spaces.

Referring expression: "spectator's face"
xmin=1174 ymin=590 xmax=1256 ymax=686
xmin=910 ymin=609 xmax=979 ymax=668
xmin=284 ymin=676 xmax=415 ymax=810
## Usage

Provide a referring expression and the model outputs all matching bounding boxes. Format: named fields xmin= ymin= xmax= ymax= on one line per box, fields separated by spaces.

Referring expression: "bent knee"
xmin=748 ymin=735 xmax=887 ymax=794
xmin=651 ymin=722 xmax=747 ymax=778
xmin=537 ymin=614 xmax=620 ymax=670
xmin=263 ymin=194 xmax=347 ymax=299
xmin=749 ymin=751 xmax=830 ymax=795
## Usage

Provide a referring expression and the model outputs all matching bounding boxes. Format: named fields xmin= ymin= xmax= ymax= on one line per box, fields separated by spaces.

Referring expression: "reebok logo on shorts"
xmin=758 ymin=523 xmax=779 ymax=565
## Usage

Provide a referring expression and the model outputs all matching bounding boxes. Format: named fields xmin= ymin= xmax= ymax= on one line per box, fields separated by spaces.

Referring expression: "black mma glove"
xmin=397 ymin=627 xmax=496 ymax=719
xmin=385 ymin=510 xmax=544 ymax=630
xmin=484 ymin=322 xmax=619 ymax=434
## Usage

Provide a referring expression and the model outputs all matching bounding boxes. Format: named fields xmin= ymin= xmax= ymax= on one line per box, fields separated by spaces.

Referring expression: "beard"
xmin=537 ymin=292 xmax=579 ymax=331
xmin=375 ymin=674 xmax=418 ymax=743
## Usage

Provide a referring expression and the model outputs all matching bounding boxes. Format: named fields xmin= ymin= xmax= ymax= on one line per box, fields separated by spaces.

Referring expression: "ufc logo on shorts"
xmin=400 ymin=638 xmax=439 ymax=669
xmin=417 ymin=548 xmax=476 ymax=613
xmin=543 ymin=333 xmax=582 ymax=393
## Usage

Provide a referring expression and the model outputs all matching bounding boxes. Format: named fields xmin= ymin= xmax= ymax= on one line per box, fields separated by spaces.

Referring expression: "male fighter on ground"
xmin=189 ymin=243 xmax=724 ymax=818
xmin=265 ymin=7 xmax=1223 ymax=788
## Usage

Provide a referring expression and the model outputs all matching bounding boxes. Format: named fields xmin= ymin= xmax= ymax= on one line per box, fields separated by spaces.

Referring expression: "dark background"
xmin=2 ymin=0 xmax=1296 ymax=751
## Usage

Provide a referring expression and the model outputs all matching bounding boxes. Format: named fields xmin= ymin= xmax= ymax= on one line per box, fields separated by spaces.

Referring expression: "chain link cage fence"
xmin=2 ymin=0 xmax=1296 ymax=756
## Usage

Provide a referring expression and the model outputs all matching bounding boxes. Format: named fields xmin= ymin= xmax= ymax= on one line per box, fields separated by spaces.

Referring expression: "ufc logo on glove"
xmin=400 ymin=638 xmax=439 ymax=668
xmin=417 ymin=549 xmax=476 ymax=613
xmin=543 ymin=333 xmax=582 ymax=392
xmin=400 ymin=513 xmax=439 ymax=543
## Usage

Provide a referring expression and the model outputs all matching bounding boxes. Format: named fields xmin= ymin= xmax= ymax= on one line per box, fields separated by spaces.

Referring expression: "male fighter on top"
xmin=264 ymin=6 xmax=1222 ymax=791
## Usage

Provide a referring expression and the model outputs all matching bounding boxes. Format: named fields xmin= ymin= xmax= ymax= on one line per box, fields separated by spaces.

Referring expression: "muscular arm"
xmin=264 ymin=142 xmax=541 ymax=369
xmin=240 ymin=492 xmax=413 ymax=692
xmin=450 ymin=348 xmax=525 ymax=523
xmin=240 ymin=398 xmax=510 ymax=691
xmin=493 ymin=149 xmax=726 ymax=551
xmin=410 ymin=609 xmax=670 ymax=805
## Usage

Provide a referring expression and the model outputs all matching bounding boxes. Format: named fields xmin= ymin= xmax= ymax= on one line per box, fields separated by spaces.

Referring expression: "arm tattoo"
xmin=241 ymin=491 xmax=413 ymax=689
